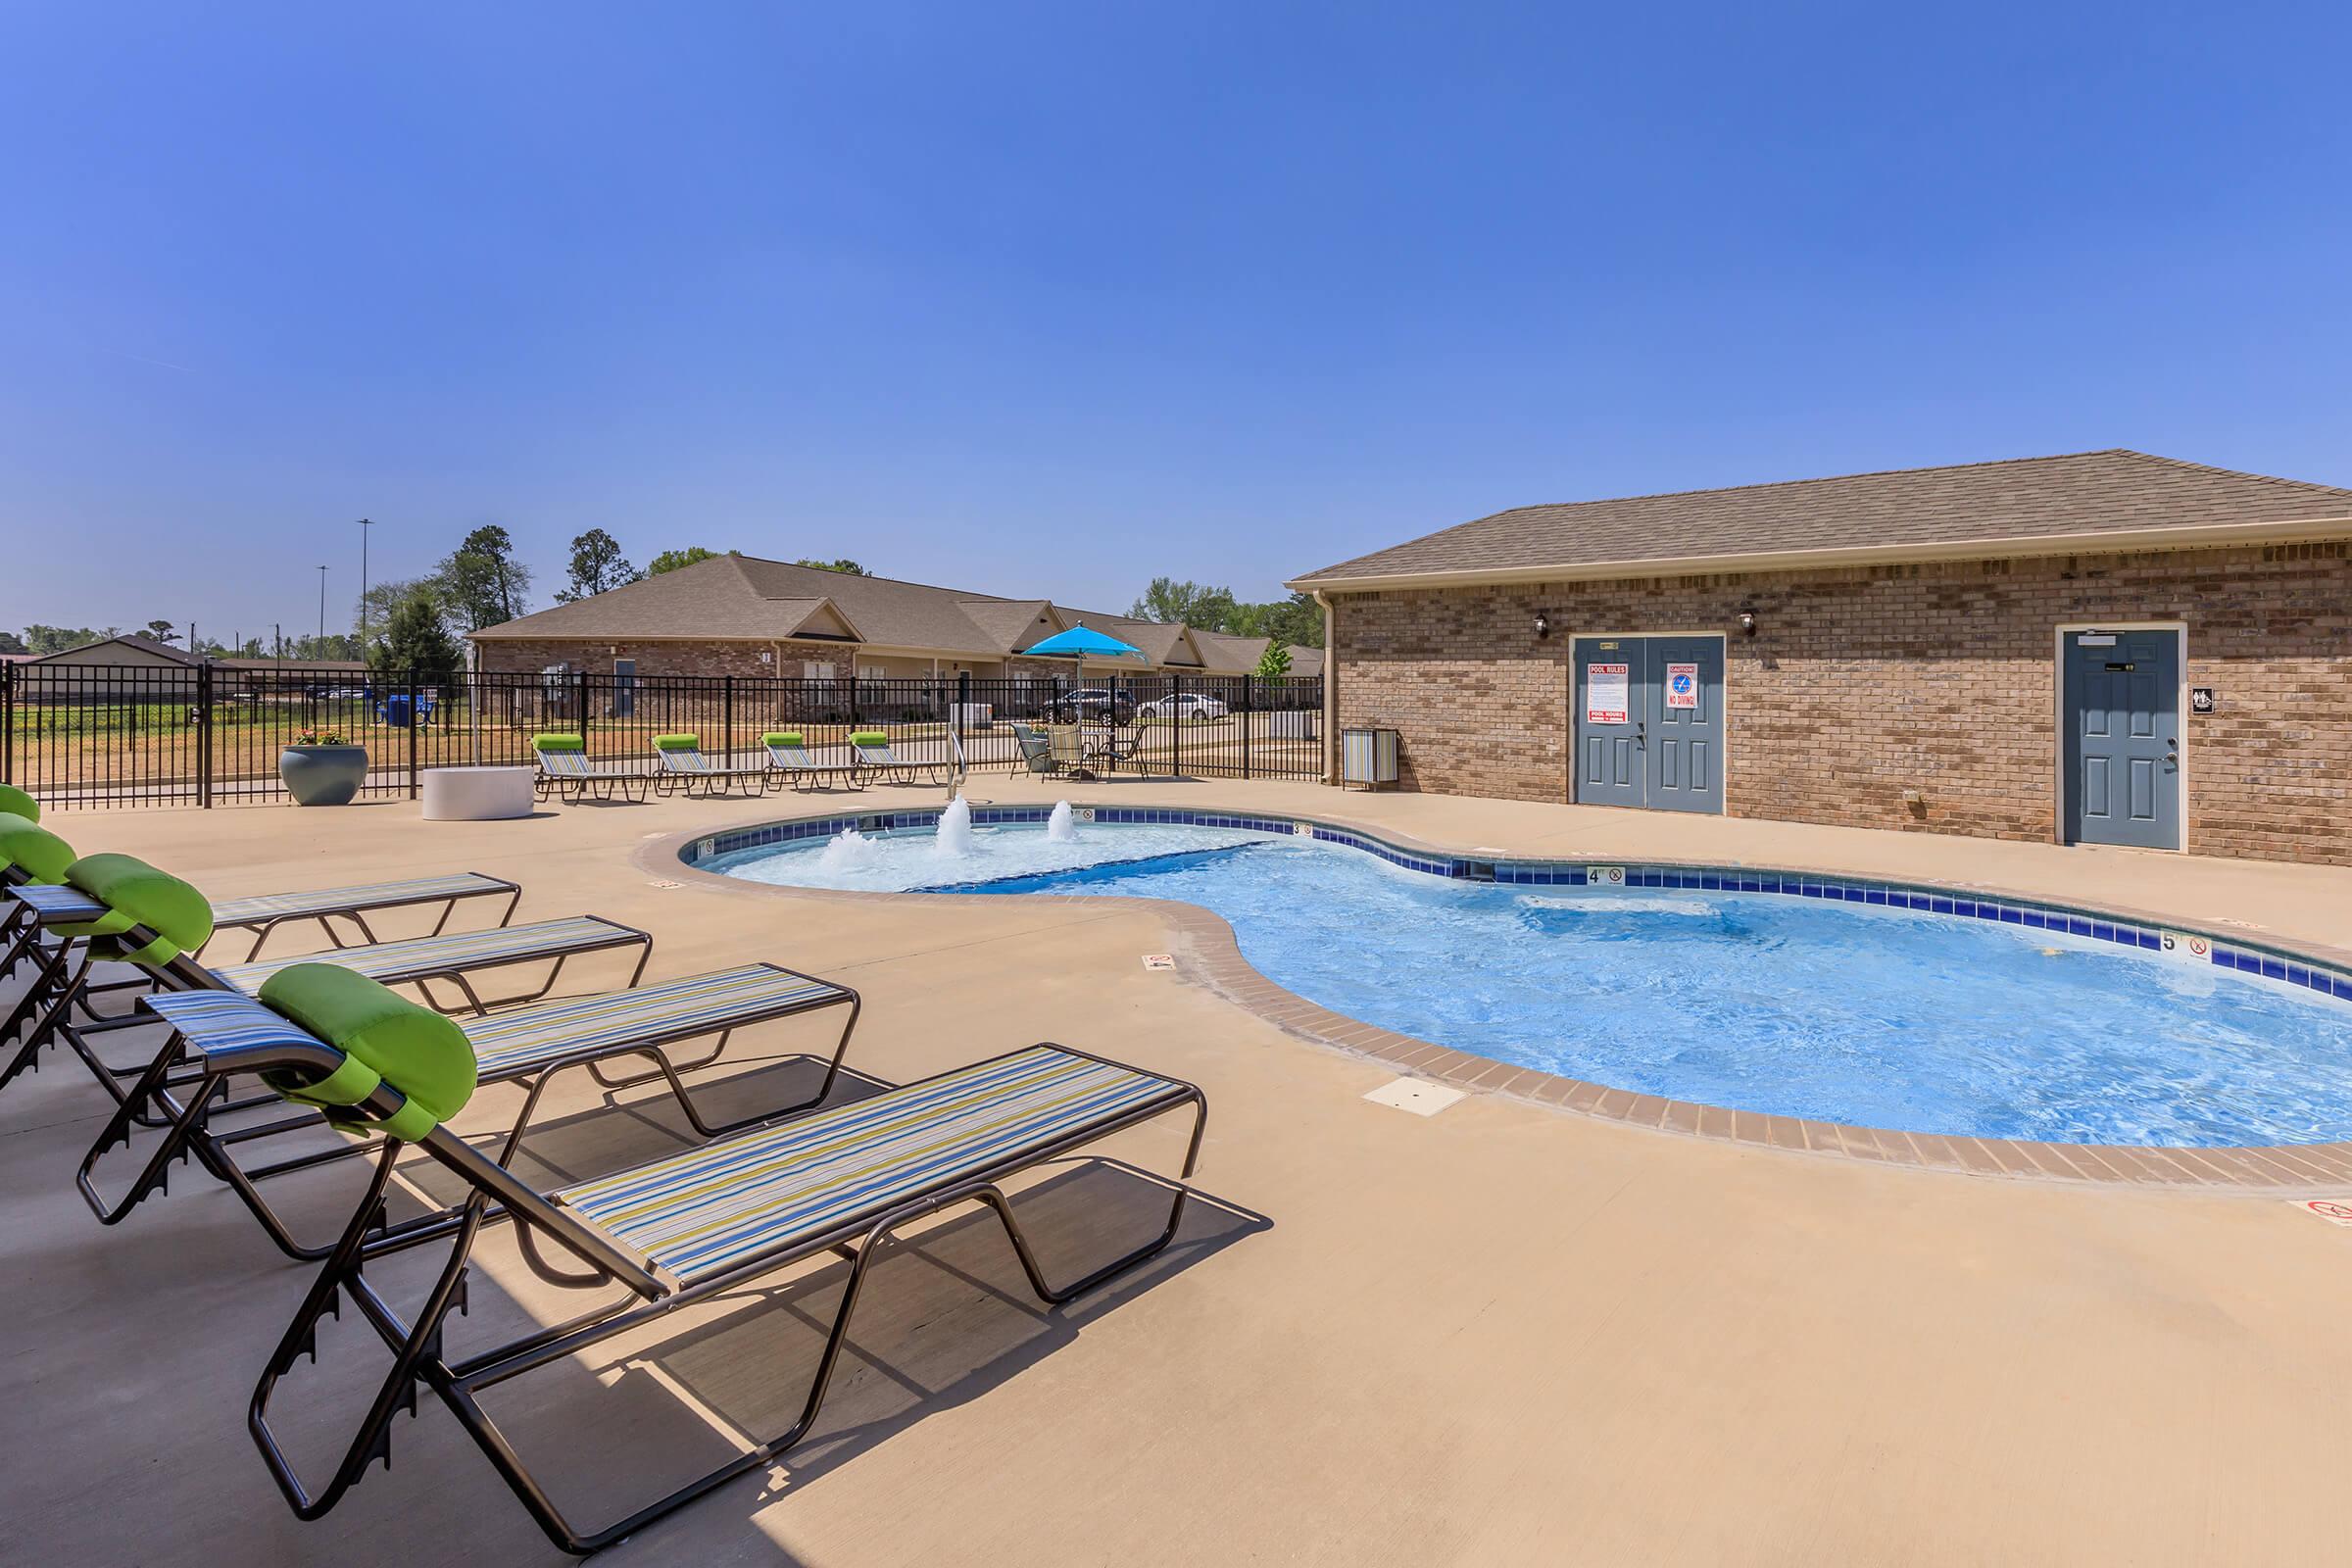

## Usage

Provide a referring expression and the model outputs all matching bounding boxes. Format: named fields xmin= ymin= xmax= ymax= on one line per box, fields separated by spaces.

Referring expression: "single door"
xmin=611 ymin=658 xmax=636 ymax=719
xmin=1644 ymin=636 xmax=1724 ymax=813
xmin=1575 ymin=640 xmax=1646 ymax=808
xmin=2063 ymin=629 xmax=2180 ymax=850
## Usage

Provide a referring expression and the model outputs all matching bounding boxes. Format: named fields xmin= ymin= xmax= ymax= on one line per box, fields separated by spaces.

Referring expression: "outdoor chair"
xmin=1010 ymin=722 xmax=1060 ymax=775
xmin=0 ymin=806 xmax=74 ymax=982
xmin=235 ymin=965 xmax=1205 ymax=1556
xmin=850 ymin=729 xmax=951 ymax=786
xmin=760 ymin=730 xmax=862 ymax=792
xmin=1084 ymin=722 xmax=1142 ymax=774
xmin=531 ymin=733 xmax=651 ymax=803
xmin=0 ymin=856 xmax=652 ymax=1106
xmin=651 ymin=733 xmax=768 ymax=798
xmin=82 ymin=960 xmax=861 ymax=1259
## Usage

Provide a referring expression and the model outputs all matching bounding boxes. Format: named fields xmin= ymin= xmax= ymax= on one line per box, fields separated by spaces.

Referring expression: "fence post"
xmin=1242 ymin=673 xmax=1253 ymax=780
xmin=575 ymin=669 xmax=591 ymax=754
xmin=0 ymin=660 xmax=13 ymax=787
xmin=956 ymin=670 xmax=970 ymax=787
xmin=195 ymin=662 xmax=214 ymax=808
xmin=723 ymin=675 xmax=735 ymax=767
xmin=1169 ymin=672 xmax=1183 ymax=778
xmin=406 ymin=669 xmax=420 ymax=798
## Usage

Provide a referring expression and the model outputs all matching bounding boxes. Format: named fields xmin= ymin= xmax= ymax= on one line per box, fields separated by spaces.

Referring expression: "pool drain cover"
xmin=1363 ymin=1078 xmax=1464 ymax=1116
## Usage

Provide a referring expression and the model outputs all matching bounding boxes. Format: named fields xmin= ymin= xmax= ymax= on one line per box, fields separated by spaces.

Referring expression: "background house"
xmin=468 ymin=554 xmax=1288 ymax=688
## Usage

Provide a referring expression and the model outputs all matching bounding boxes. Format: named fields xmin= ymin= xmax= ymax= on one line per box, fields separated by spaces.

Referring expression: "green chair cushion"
xmin=258 ymin=963 xmax=476 ymax=1142
xmin=59 ymin=855 xmax=215 ymax=964
xmin=0 ymin=784 xmax=38 ymax=822
xmin=0 ymin=813 xmax=74 ymax=884
xmin=532 ymin=733 xmax=585 ymax=753
xmin=849 ymin=730 xmax=889 ymax=747
xmin=762 ymin=731 xmax=805 ymax=747
xmin=653 ymin=734 xmax=701 ymax=752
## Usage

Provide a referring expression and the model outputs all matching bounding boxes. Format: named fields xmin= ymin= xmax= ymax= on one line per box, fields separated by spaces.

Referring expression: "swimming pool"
xmin=697 ymin=808 xmax=2352 ymax=1149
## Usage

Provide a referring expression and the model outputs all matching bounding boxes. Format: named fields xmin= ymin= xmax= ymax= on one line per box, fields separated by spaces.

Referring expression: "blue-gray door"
xmin=1574 ymin=637 xmax=1724 ymax=813
xmin=1575 ymin=640 xmax=1647 ymax=808
xmin=1643 ymin=636 xmax=1723 ymax=814
xmin=2063 ymin=630 xmax=2180 ymax=850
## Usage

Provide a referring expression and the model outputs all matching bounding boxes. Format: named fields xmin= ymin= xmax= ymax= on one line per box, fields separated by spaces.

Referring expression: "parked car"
xmin=1137 ymin=692 xmax=1229 ymax=721
xmin=1048 ymin=687 xmax=1138 ymax=721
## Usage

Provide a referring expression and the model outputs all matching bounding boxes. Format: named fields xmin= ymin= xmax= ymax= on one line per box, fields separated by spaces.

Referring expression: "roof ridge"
xmin=2106 ymin=448 xmax=2352 ymax=499
xmin=1470 ymin=449 xmax=2133 ymax=522
xmin=731 ymin=552 xmax=1018 ymax=603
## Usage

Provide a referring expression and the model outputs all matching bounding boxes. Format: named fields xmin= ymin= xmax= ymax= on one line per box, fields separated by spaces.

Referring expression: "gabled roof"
xmin=1291 ymin=450 xmax=2352 ymax=589
xmin=30 ymin=632 xmax=203 ymax=665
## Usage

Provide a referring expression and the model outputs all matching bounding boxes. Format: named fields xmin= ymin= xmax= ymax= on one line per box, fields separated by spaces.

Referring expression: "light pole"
xmin=359 ymin=517 xmax=374 ymax=645
xmin=317 ymin=566 xmax=327 ymax=655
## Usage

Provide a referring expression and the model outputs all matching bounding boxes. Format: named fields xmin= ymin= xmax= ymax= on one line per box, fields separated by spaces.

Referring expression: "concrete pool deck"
xmin=7 ymin=778 xmax=2352 ymax=1564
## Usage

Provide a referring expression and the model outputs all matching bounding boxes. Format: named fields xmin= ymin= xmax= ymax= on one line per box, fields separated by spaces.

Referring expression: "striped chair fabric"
xmin=212 ymin=915 xmax=634 ymax=995
xmin=560 ymin=1045 xmax=1182 ymax=1283
xmin=149 ymin=963 xmax=843 ymax=1080
xmin=207 ymin=871 xmax=509 ymax=925
xmin=11 ymin=872 xmax=505 ymax=929
xmin=537 ymin=750 xmax=594 ymax=780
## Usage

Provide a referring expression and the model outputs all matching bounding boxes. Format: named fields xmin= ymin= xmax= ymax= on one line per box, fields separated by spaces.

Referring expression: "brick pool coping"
xmin=642 ymin=800 xmax=2352 ymax=1193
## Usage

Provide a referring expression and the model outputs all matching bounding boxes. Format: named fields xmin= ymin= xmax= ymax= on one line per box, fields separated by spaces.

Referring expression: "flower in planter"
xmin=294 ymin=729 xmax=349 ymax=746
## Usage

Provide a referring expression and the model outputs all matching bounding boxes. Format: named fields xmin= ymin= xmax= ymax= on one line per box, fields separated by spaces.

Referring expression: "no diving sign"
xmin=2290 ymin=1199 xmax=2352 ymax=1228
xmin=1664 ymin=662 xmax=1698 ymax=710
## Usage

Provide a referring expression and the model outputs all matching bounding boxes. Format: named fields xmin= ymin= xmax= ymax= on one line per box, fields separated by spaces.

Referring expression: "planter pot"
xmin=278 ymin=745 xmax=368 ymax=806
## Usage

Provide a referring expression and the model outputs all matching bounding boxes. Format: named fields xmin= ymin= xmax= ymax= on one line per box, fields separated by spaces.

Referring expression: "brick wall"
xmin=1327 ymin=541 xmax=2352 ymax=864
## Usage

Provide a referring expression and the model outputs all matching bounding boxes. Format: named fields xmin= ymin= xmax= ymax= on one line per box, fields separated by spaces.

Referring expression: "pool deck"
xmin=8 ymin=777 xmax=2352 ymax=1565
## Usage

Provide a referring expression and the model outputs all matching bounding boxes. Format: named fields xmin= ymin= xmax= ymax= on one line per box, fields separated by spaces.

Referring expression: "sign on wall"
xmin=2191 ymin=686 xmax=2216 ymax=713
xmin=1586 ymin=662 xmax=1630 ymax=724
xmin=1664 ymin=662 xmax=1698 ymax=710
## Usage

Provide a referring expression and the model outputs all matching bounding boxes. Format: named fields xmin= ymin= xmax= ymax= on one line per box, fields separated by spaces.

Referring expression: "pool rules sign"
xmin=1664 ymin=662 xmax=1699 ymax=710
xmin=1587 ymin=663 xmax=1630 ymax=724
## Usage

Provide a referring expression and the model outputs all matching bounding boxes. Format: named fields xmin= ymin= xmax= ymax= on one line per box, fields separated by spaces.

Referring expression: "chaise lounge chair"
xmin=531 ymin=734 xmax=652 ymax=803
xmin=760 ymin=730 xmax=862 ymax=793
xmin=239 ymin=965 xmax=1205 ymax=1555
xmin=651 ymin=733 xmax=768 ymax=798
xmin=82 ymin=960 xmax=861 ymax=1258
xmin=850 ymin=729 xmax=950 ymax=786
xmin=1 ymin=855 xmax=652 ymax=1102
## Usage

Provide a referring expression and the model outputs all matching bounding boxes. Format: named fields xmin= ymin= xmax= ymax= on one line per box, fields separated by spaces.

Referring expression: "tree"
xmin=1128 ymin=577 xmax=1237 ymax=630
xmin=553 ymin=528 xmax=642 ymax=603
xmin=24 ymin=624 xmax=99 ymax=654
xmin=143 ymin=618 xmax=180 ymax=644
xmin=1254 ymin=642 xmax=1293 ymax=678
xmin=650 ymin=546 xmax=725 ymax=575
xmin=368 ymin=587 xmax=465 ymax=685
xmin=439 ymin=524 xmax=532 ymax=629
xmin=1227 ymin=590 xmax=1324 ymax=649
xmin=793 ymin=558 xmax=868 ymax=575
xmin=360 ymin=576 xmax=442 ymax=637
xmin=0 ymin=630 xmax=24 ymax=655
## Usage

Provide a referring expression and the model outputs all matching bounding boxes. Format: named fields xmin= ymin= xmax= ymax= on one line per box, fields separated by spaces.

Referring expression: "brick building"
xmin=471 ymin=553 xmax=1286 ymax=687
xmin=1291 ymin=451 xmax=2352 ymax=864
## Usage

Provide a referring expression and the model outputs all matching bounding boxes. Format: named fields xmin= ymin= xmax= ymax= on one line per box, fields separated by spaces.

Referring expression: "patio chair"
xmin=850 ymin=729 xmax=950 ymax=786
xmin=1084 ymin=721 xmax=1142 ymax=775
xmin=531 ymin=733 xmax=651 ymax=803
xmin=239 ymin=967 xmax=1205 ymax=1555
xmin=1 ymin=855 xmax=652 ymax=1103
xmin=0 ymin=809 xmax=74 ymax=981
xmin=1010 ymin=722 xmax=1059 ymax=775
xmin=652 ymin=733 xmax=767 ymax=798
xmin=82 ymin=961 xmax=861 ymax=1259
xmin=760 ymin=730 xmax=863 ymax=793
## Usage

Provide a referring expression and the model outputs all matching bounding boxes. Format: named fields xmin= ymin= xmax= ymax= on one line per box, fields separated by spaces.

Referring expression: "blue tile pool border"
xmin=680 ymin=804 xmax=2352 ymax=1006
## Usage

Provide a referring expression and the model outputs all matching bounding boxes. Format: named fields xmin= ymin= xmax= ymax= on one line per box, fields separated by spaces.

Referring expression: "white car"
xmin=1138 ymin=692 xmax=1229 ymax=720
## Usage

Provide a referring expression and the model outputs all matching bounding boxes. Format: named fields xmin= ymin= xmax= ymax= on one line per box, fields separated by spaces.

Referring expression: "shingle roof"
xmin=31 ymin=632 xmax=203 ymax=665
xmin=470 ymin=555 xmax=1274 ymax=671
xmin=1291 ymin=450 xmax=2352 ymax=588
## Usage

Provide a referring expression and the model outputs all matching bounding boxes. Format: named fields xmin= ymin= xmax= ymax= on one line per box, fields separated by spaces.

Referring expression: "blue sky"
xmin=3 ymin=2 xmax=2346 ymax=640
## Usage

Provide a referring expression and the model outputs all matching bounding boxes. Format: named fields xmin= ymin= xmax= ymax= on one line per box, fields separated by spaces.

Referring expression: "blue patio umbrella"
xmin=1025 ymin=624 xmax=1145 ymax=761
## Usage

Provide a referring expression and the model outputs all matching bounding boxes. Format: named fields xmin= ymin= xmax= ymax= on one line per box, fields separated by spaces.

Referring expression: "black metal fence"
xmin=0 ymin=662 xmax=1326 ymax=808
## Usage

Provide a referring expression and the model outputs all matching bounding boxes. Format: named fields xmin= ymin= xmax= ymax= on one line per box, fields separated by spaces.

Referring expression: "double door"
xmin=1573 ymin=636 xmax=1724 ymax=813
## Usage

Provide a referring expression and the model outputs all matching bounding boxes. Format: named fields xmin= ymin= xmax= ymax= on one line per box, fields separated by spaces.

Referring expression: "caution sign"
xmin=1664 ymin=662 xmax=1698 ymax=710
xmin=1586 ymin=663 xmax=1630 ymax=724
xmin=2290 ymin=1199 xmax=2352 ymax=1229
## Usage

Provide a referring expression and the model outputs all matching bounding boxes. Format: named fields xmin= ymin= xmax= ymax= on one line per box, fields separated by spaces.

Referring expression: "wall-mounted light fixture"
xmin=1736 ymin=608 xmax=1758 ymax=637
xmin=1533 ymin=612 xmax=1550 ymax=640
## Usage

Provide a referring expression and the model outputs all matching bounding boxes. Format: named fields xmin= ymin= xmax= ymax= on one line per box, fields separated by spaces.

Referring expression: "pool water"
xmin=708 ymin=822 xmax=2352 ymax=1147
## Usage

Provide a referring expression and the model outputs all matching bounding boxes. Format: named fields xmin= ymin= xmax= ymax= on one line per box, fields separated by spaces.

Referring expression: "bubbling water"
xmin=1046 ymin=801 xmax=1078 ymax=843
xmin=815 ymin=826 xmax=880 ymax=872
xmin=935 ymin=795 xmax=976 ymax=858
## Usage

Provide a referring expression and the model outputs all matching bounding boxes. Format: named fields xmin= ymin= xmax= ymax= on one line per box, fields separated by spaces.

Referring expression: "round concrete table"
xmin=420 ymin=765 xmax=537 ymax=821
